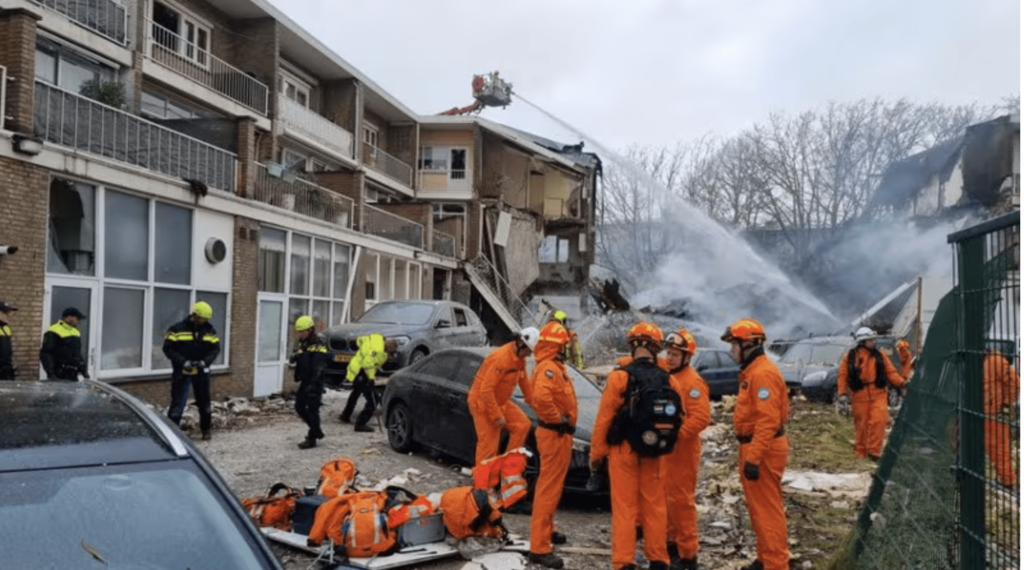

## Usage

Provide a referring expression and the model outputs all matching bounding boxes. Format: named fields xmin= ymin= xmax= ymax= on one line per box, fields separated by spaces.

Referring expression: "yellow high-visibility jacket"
xmin=346 ymin=333 xmax=388 ymax=382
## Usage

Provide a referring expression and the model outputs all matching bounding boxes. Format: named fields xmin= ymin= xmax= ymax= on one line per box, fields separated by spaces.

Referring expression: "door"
xmin=451 ymin=306 xmax=476 ymax=346
xmin=254 ymin=294 xmax=287 ymax=397
xmin=43 ymin=279 xmax=99 ymax=380
xmin=432 ymin=306 xmax=456 ymax=349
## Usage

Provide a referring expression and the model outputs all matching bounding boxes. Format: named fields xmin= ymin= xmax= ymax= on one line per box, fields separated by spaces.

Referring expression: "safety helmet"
xmin=665 ymin=328 xmax=697 ymax=354
xmin=721 ymin=318 xmax=767 ymax=343
xmin=853 ymin=327 xmax=876 ymax=343
xmin=295 ymin=315 xmax=315 ymax=331
xmin=627 ymin=322 xmax=664 ymax=352
xmin=538 ymin=321 xmax=570 ymax=346
xmin=518 ymin=326 xmax=540 ymax=351
xmin=551 ymin=310 xmax=567 ymax=324
xmin=192 ymin=301 xmax=213 ymax=319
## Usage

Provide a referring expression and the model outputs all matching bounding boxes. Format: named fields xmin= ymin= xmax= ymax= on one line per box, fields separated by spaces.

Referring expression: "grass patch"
xmin=787 ymin=406 xmax=870 ymax=473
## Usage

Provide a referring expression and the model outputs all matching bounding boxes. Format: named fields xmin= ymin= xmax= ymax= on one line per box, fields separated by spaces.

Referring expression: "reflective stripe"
xmin=48 ymin=321 xmax=80 ymax=338
xmin=0 ymin=325 xmax=9 ymax=337
xmin=202 ymin=335 xmax=220 ymax=343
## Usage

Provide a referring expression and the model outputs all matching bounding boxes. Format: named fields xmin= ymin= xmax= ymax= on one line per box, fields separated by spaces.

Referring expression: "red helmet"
xmin=720 ymin=318 xmax=767 ymax=343
xmin=627 ymin=322 xmax=663 ymax=352
xmin=665 ymin=329 xmax=697 ymax=354
xmin=539 ymin=321 xmax=570 ymax=346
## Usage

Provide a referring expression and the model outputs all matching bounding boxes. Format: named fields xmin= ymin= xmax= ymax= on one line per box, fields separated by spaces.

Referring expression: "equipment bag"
xmin=316 ymin=457 xmax=358 ymax=498
xmin=340 ymin=492 xmax=397 ymax=557
xmin=471 ymin=448 xmax=531 ymax=510
xmin=617 ymin=359 xmax=683 ymax=457
xmin=308 ymin=492 xmax=376 ymax=546
xmin=241 ymin=483 xmax=302 ymax=530
xmin=439 ymin=486 xmax=505 ymax=540
xmin=384 ymin=485 xmax=434 ymax=529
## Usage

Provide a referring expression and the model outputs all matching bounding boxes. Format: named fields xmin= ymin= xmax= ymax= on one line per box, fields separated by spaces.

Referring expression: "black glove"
xmin=743 ymin=462 xmax=760 ymax=481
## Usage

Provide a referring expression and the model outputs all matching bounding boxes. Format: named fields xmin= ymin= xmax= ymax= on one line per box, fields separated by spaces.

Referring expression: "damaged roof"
xmin=499 ymin=125 xmax=603 ymax=171
xmin=870 ymin=137 xmax=966 ymax=208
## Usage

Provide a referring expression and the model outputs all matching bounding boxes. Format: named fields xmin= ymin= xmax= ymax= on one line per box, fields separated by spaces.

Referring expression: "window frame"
xmin=419 ymin=146 xmax=469 ymax=181
xmin=151 ymin=0 xmax=212 ymax=69
xmin=280 ymin=69 xmax=311 ymax=109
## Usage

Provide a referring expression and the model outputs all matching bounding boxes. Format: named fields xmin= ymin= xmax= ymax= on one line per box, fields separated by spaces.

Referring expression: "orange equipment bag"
xmin=439 ymin=486 xmax=505 ymax=540
xmin=307 ymin=492 xmax=376 ymax=546
xmin=316 ymin=457 xmax=358 ymax=498
xmin=241 ymin=483 xmax=302 ymax=530
xmin=386 ymin=494 xmax=435 ymax=529
xmin=340 ymin=492 xmax=397 ymax=557
xmin=471 ymin=448 xmax=531 ymax=510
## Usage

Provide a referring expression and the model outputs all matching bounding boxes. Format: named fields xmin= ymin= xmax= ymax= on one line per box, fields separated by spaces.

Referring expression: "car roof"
xmin=0 ymin=381 xmax=190 ymax=471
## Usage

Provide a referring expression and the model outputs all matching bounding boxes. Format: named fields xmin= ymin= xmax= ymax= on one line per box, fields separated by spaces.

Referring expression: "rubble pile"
xmin=166 ymin=394 xmax=297 ymax=433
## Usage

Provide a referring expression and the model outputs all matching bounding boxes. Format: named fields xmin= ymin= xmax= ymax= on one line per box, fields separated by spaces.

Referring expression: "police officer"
xmin=339 ymin=333 xmax=397 ymax=432
xmin=0 ymin=301 xmax=16 ymax=380
xmin=291 ymin=315 xmax=329 ymax=449
xmin=163 ymin=301 xmax=221 ymax=440
xmin=40 ymin=307 xmax=88 ymax=381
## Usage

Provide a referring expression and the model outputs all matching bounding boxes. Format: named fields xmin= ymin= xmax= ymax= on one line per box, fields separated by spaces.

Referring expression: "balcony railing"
xmin=252 ymin=164 xmax=353 ymax=228
xmin=145 ymin=19 xmax=269 ymax=115
xmin=363 ymin=204 xmax=424 ymax=248
xmin=35 ymin=81 xmax=237 ymax=191
xmin=31 ymin=0 xmax=128 ymax=45
xmin=278 ymin=98 xmax=354 ymax=159
xmin=432 ymin=230 xmax=456 ymax=257
xmin=418 ymin=169 xmax=472 ymax=193
xmin=363 ymin=142 xmax=413 ymax=187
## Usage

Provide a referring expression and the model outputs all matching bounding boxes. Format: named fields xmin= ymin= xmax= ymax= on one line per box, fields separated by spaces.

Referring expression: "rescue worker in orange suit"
xmin=591 ymin=322 xmax=674 ymax=570
xmin=164 ymin=301 xmax=221 ymax=440
xmin=983 ymin=345 xmax=1019 ymax=489
xmin=40 ymin=307 xmax=89 ymax=381
xmin=468 ymin=327 xmax=539 ymax=464
xmin=663 ymin=329 xmax=711 ymax=570
xmin=290 ymin=315 xmax=329 ymax=449
xmin=0 ymin=301 xmax=17 ymax=380
xmin=722 ymin=318 xmax=790 ymax=570
xmin=896 ymin=339 xmax=914 ymax=379
xmin=526 ymin=321 xmax=576 ymax=569
xmin=836 ymin=327 xmax=906 ymax=460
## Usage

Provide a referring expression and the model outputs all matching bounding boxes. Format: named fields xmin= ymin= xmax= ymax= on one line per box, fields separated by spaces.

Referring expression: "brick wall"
xmin=387 ymin=123 xmax=416 ymax=169
xmin=0 ymin=8 xmax=41 ymax=134
xmin=350 ymin=249 xmax=367 ymax=318
xmin=220 ymin=216 xmax=259 ymax=397
xmin=0 ymin=157 xmax=49 ymax=379
xmin=377 ymin=202 xmax=431 ymax=228
xmin=227 ymin=18 xmax=279 ymax=102
xmin=319 ymin=170 xmax=364 ymax=230
xmin=323 ymin=79 xmax=358 ymax=134
xmin=236 ymin=117 xmax=257 ymax=197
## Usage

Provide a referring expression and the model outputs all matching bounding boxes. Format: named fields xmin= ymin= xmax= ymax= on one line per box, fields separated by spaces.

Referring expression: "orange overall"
xmin=666 ymin=365 xmax=711 ymax=560
xmin=896 ymin=340 xmax=913 ymax=379
xmin=468 ymin=340 xmax=533 ymax=464
xmin=527 ymin=341 xmax=577 ymax=557
xmin=591 ymin=357 xmax=671 ymax=569
xmin=735 ymin=352 xmax=790 ymax=570
xmin=984 ymin=352 xmax=1019 ymax=487
xmin=837 ymin=347 xmax=905 ymax=458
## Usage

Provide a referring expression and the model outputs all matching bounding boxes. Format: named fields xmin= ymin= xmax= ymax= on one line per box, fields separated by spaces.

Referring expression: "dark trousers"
xmin=340 ymin=373 xmax=376 ymax=426
xmin=168 ymin=373 xmax=212 ymax=432
xmin=0 ymin=365 xmax=13 ymax=380
xmin=295 ymin=381 xmax=324 ymax=439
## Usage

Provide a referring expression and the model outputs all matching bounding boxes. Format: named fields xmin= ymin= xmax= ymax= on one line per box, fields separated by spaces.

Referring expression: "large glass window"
xmin=262 ymin=227 xmax=354 ymax=330
xmin=152 ymin=288 xmax=191 ymax=370
xmin=155 ymin=202 xmax=192 ymax=285
xmin=259 ymin=228 xmax=286 ymax=293
xmin=101 ymin=287 xmax=145 ymax=371
xmin=34 ymin=40 xmax=114 ymax=94
xmin=105 ymin=191 xmax=149 ymax=281
xmin=313 ymin=240 xmax=331 ymax=298
xmin=199 ymin=292 xmax=228 ymax=366
xmin=289 ymin=235 xmax=310 ymax=296
xmin=48 ymin=180 xmax=96 ymax=276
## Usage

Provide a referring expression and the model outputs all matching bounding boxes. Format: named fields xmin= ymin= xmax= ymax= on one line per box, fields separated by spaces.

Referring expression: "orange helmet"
xmin=538 ymin=321 xmax=570 ymax=346
xmin=627 ymin=322 xmax=663 ymax=352
xmin=665 ymin=328 xmax=697 ymax=354
xmin=720 ymin=318 xmax=767 ymax=343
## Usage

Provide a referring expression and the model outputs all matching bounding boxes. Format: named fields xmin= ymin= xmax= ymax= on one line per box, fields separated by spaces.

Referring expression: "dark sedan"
xmin=0 ymin=381 xmax=283 ymax=569
xmin=692 ymin=348 xmax=801 ymax=399
xmin=381 ymin=347 xmax=602 ymax=494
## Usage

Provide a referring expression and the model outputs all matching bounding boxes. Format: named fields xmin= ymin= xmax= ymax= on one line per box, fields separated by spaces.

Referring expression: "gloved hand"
xmin=743 ymin=461 xmax=760 ymax=481
xmin=202 ymin=365 xmax=211 ymax=374
xmin=837 ymin=394 xmax=850 ymax=407
xmin=182 ymin=360 xmax=194 ymax=370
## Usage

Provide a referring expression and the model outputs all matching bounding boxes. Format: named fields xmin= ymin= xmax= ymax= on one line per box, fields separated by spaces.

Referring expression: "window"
xmin=453 ymin=308 xmax=468 ymax=327
xmin=313 ymin=240 xmax=331 ymax=298
xmin=155 ymin=202 xmax=192 ymax=285
xmin=280 ymin=71 xmax=310 ymax=108
xmin=101 ymin=287 xmax=145 ymax=371
xmin=152 ymin=1 xmax=210 ymax=67
xmin=363 ymin=124 xmax=379 ymax=149
xmin=141 ymin=91 xmax=210 ymax=120
xmin=105 ymin=190 xmax=149 ymax=281
xmin=260 ymin=227 xmax=353 ymax=329
xmin=259 ymin=228 xmax=286 ymax=293
xmin=419 ymin=147 xmax=469 ymax=180
xmin=290 ymin=234 xmax=310 ymax=296
xmin=48 ymin=180 xmax=96 ymax=276
xmin=35 ymin=41 xmax=115 ymax=95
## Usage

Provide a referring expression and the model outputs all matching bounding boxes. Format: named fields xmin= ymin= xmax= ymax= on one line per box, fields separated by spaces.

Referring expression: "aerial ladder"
xmin=437 ymin=72 xmax=513 ymax=116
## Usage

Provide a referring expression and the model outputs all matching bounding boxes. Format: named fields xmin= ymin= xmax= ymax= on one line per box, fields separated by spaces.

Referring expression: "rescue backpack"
xmin=471 ymin=448 xmax=531 ymax=510
xmin=846 ymin=348 xmax=889 ymax=391
xmin=383 ymin=486 xmax=434 ymax=529
xmin=611 ymin=359 xmax=682 ymax=457
xmin=439 ymin=486 xmax=506 ymax=540
xmin=340 ymin=492 xmax=397 ymax=557
xmin=241 ymin=483 xmax=302 ymax=530
xmin=307 ymin=491 xmax=373 ymax=546
xmin=316 ymin=457 xmax=358 ymax=498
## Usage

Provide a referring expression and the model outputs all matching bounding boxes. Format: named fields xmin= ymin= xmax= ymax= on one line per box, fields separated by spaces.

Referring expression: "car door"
xmin=409 ymin=352 xmax=463 ymax=445
xmin=432 ymin=305 xmax=457 ymax=350
xmin=430 ymin=352 xmax=480 ymax=463
xmin=452 ymin=307 xmax=476 ymax=347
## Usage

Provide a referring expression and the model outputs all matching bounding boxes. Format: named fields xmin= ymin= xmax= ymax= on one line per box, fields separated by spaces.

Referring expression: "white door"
xmin=42 ymin=279 xmax=100 ymax=380
xmin=254 ymin=294 xmax=287 ymax=397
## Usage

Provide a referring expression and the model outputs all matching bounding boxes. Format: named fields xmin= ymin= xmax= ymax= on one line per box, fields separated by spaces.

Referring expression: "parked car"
xmin=797 ymin=336 xmax=903 ymax=403
xmin=692 ymin=347 xmax=801 ymax=400
xmin=381 ymin=347 xmax=602 ymax=494
xmin=322 ymin=300 xmax=488 ymax=383
xmin=0 ymin=381 xmax=283 ymax=569
xmin=775 ymin=336 xmax=850 ymax=402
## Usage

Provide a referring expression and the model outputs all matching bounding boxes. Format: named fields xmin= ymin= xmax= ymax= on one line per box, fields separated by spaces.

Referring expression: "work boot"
xmin=868 ymin=455 xmax=881 ymax=463
xmin=667 ymin=542 xmax=679 ymax=561
xmin=672 ymin=557 xmax=698 ymax=570
xmin=339 ymin=413 xmax=351 ymax=423
xmin=298 ymin=438 xmax=317 ymax=449
xmin=649 ymin=562 xmax=669 ymax=570
xmin=739 ymin=560 xmax=764 ymax=570
xmin=551 ymin=531 xmax=567 ymax=545
xmin=354 ymin=424 xmax=374 ymax=433
xmin=201 ymin=430 xmax=211 ymax=441
xmin=616 ymin=566 xmax=638 ymax=570
xmin=313 ymin=428 xmax=325 ymax=440
xmin=527 ymin=552 xmax=564 ymax=569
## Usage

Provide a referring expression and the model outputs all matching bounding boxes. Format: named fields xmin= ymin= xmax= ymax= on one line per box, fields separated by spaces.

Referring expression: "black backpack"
xmin=612 ymin=359 xmax=683 ymax=457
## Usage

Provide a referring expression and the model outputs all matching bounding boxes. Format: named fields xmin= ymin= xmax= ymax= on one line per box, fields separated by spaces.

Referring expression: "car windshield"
xmin=781 ymin=341 xmax=846 ymax=364
xmin=358 ymin=303 xmax=435 ymax=325
xmin=0 ymin=460 xmax=272 ymax=569
xmin=809 ymin=344 xmax=847 ymax=365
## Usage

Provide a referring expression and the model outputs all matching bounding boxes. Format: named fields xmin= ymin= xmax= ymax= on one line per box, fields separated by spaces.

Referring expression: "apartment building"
xmin=0 ymin=0 xmax=599 ymax=403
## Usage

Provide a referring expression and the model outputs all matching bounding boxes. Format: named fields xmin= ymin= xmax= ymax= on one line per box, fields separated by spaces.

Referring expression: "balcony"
xmin=144 ymin=19 xmax=269 ymax=115
xmin=418 ymin=169 xmax=472 ymax=195
xmin=251 ymin=164 xmax=353 ymax=228
xmin=278 ymin=98 xmax=354 ymax=160
xmin=35 ymin=81 xmax=237 ymax=191
xmin=363 ymin=142 xmax=413 ymax=188
xmin=432 ymin=230 xmax=456 ymax=257
xmin=363 ymin=205 xmax=423 ymax=248
xmin=31 ymin=0 xmax=128 ymax=45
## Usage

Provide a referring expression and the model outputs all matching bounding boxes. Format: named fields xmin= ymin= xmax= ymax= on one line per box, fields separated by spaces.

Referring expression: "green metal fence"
xmin=832 ymin=210 xmax=1019 ymax=570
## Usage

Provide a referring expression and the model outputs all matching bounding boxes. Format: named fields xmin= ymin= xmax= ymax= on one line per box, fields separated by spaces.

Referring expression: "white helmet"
xmin=854 ymin=327 xmax=877 ymax=343
xmin=518 ymin=327 xmax=540 ymax=351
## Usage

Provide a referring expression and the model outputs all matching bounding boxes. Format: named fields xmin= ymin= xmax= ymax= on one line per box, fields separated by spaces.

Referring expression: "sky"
xmin=266 ymin=0 xmax=1020 ymax=151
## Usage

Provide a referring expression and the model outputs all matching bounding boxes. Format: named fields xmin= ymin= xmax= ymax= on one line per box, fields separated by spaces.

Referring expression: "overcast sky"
xmin=267 ymin=0 xmax=1020 ymax=151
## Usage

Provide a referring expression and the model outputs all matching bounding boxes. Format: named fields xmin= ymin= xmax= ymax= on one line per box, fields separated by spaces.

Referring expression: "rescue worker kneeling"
xmin=527 ymin=321 xmax=577 ymax=569
xmin=468 ymin=327 xmax=539 ymax=464
xmin=290 ymin=315 xmax=329 ymax=449
xmin=722 ymin=318 xmax=790 ymax=570
xmin=340 ymin=333 xmax=397 ymax=432
xmin=590 ymin=322 xmax=684 ymax=570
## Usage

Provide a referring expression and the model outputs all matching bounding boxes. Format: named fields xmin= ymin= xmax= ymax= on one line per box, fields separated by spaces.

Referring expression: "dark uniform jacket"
xmin=40 ymin=320 xmax=85 ymax=380
xmin=162 ymin=318 xmax=221 ymax=376
xmin=0 ymin=321 xmax=13 ymax=379
xmin=290 ymin=337 xmax=329 ymax=387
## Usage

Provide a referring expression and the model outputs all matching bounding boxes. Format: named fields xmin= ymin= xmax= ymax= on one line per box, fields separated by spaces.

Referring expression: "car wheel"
xmin=387 ymin=402 xmax=415 ymax=452
xmin=409 ymin=348 xmax=428 ymax=365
